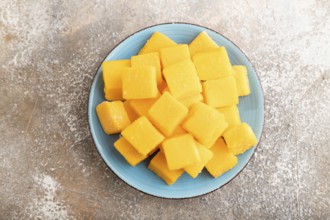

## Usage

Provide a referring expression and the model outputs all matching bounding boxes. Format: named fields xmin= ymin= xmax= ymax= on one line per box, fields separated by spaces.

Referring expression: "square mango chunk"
xmin=162 ymin=134 xmax=200 ymax=170
xmin=131 ymin=52 xmax=163 ymax=85
xmin=189 ymin=31 xmax=218 ymax=57
xmin=128 ymin=96 xmax=159 ymax=116
xmin=114 ymin=137 xmax=147 ymax=166
xmin=163 ymin=59 xmax=202 ymax=99
xmin=182 ymin=102 xmax=227 ymax=148
xmin=184 ymin=141 xmax=213 ymax=178
xmin=121 ymin=116 xmax=164 ymax=156
xmin=223 ymin=123 xmax=257 ymax=155
xmin=148 ymin=92 xmax=188 ymax=137
xmin=202 ymin=75 xmax=239 ymax=108
xmin=122 ymin=66 xmax=158 ymax=99
xmin=148 ymin=151 xmax=184 ymax=185
xmin=96 ymin=101 xmax=131 ymax=135
xmin=102 ymin=60 xmax=130 ymax=100
xmin=217 ymin=105 xmax=241 ymax=132
xmin=192 ymin=47 xmax=233 ymax=80
xmin=233 ymin=65 xmax=251 ymax=96
xmin=123 ymin=100 xmax=139 ymax=122
xmin=178 ymin=93 xmax=204 ymax=108
xmin=160 ymin=44 xmax=190 ymax=68
xmin=139 ymin=32 xmax=177 ymax=55
xmin=205 ymin=138 xmax=238 ymax=178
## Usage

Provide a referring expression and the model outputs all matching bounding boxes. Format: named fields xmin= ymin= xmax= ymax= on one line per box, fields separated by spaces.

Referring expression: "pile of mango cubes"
xmin=96 ymin=31 xmax=257 ymax=185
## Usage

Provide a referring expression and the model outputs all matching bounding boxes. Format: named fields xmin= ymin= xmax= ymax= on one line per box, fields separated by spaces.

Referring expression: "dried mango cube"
xmin=131 ymin=52 xmax=162 ymax=85
xmin=233 ymin=65 xmax=251 ymax=96
xmin=123 ymin=100 xmax=139 ymax=122
xmin=163 ymin=59 xmax=202 ymax=99
xmin=121 ymin=116 xmax=164 ymax=156
xmin=160 ymin=44 xmax=190 ymax=68
xmin=102 ymin=60 xmax=130 ymax=100
xmin=217 ymin=105 xmax=241 ymax=132
xmin=162 ymin=134 xmax=200 ymax=170
xmin=223 ymin=123 xmax=257 ymax=155
xmin=122 ymin=66 xmax=158 ymax=99
xmin=189 ymin=32 xmax=218 ymax=57
xmin=114 ymin=137 xmax=147 ymax=166
xmin=182 ymin=102 xmax=227 ymax=148
xmin=148 ymin=151 xmax=184 ymax=185
xmin=96 ymin=101 xmax=131 ymax=135
xmin=139 ymin=32 xmax=177 ymax=55
xmin=148 ymin=92 xmax=188 ymax=137
xmin=202 ymin=75 xmax=239 ymax=108
xmin=206 ymin=138 xmax=238 ymax=178
xmin=184 ymin=141 xmax=213 ymax=178
xmin=178 ymin=93 xmax=204 ymax=108
xmin=192 ymin=47 xmax=233 ymax=80
xmin=128 ymin=96 xmax=159 ymax=116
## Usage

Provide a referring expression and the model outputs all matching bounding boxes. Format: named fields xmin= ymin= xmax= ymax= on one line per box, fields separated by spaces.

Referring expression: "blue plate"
xmin=88 ymin=23 xmax=264 ymax=198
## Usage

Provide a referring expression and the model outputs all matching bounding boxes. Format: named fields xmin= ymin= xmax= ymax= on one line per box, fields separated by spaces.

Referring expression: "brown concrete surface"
xmin=0 ymin=0 xmax=329 ymax=219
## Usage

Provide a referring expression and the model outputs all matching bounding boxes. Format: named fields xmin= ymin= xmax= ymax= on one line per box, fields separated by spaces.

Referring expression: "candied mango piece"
xmin=233 ymin=65 xmax=251 ymax=96
xmin=192 ymin=47 xmax=233 ymax=80
xmin=206 ymin=138 xmax=238 ymax=178
xmin=96 ymin=101 xmax=131 ymax=135
xmin=114 ymin=137 xmax=147 ymax=166
xmin=102 ymin=60 xmax=130 ymax=100
xmin=131 ymin=52 xmax=162 ymax=85
xmin=128 ymin=96 xmax=159 ymax=116
xmin=163 ymin=59 xmax=202 ymax=99
xmin=223 ymin=123 xmax=257 ymax=155
xmin=183 ymin=103 xmax=227 ymax=148
xmin=148 ymin=92 xmax=188 ymax=136
xmin=139 ymin=32 xmax=177 ymax=55
xmin=160 ymin=44 xmax=190 ymax=68
xmin=178 ymin=93 xmax=204 ymax=108
xmin=122 ymin=66 xmax=158 ymax=99
xmin=148 ymin=151 xmax=184 ymax=185
xmin=121 ymin=116 xmax=164 ymax=156
xmin=217 ymin=105 xmax=241 ymax=132
xmin=189 ymin=32 xmax=218 ymax=57
xmin=202 ymin=75 xmax=239 ymax=108
xmin=162 ymin=134 xmax=200 ymax=170
xmin=123 ymin=100 xmax=139 ymax=122
xmin=184 ymin=141 xmax=213 ymax=178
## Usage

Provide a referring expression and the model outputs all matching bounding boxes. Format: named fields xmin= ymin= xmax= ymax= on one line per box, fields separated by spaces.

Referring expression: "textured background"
xmin=0 ymin=0 xmax=329 ymax=219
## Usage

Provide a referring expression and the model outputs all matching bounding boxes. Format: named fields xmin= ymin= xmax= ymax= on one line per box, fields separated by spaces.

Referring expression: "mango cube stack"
xmin=96 ymin=101 xmax=131 ymax=135
xmin=95 ymin=31 xmax=257 ymax=185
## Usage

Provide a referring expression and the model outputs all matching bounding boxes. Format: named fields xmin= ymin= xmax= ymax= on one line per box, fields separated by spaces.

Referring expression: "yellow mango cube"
xmin=123 ymin=100 xmax=139 ymax=122
xmin=148 ymin=92 xmax=188 ymax=136
xmin=182 ymin=103 xmax=227 ymax=148
xmin=122 ymin=66 xmax=158 ymax=99
xmin=96 ymin=101 xmax=131 ymax=135
xmin=178 ymin=93 xmax=204 ymax=108
xmin=192 ymin=47 xmax=233 ymax=80
xmin=160 ymin=44 xmax=190 ymax=68
xmin=148 ymin=151 xmax=184 ymax=185
xmin=184 ymin=141 xmax=213 ymax=178
xmin=163 ymin=59 xmax=202 ymax=99
xmin=233 ymin=65 xmax=251 ymax=96
xmin=131 ymin=52 xmax=163 ymax=85
xmin=129 ymin=96 xmax=159 ymax=116
xmin=121 ymin=116 xmax=164 ymax=156
xmin=217 ymin=105 xmax=241 ymax=132
xmin=162 ymin=134 xmax=200 ymax=170
xmin=114 ymin=137 xmax=147 ymax=166
xmin=102 ymin=60 xmax=130 ymax=100
xmin=206 ymin=138 xmax=238 ymax=178
xmin=202 ymin=75 xmax=239 ymax=108
xmin=139 ymin=32 xmax=177 ymax=55
xmin=223 ymin=123 xmax=258 ymax=155
xmin=189 ymin=32 xmax=218 ymax=57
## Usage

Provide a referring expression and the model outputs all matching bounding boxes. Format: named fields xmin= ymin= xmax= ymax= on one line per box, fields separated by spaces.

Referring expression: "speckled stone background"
xmin=1 ymin=0 xmax=329 ymax=219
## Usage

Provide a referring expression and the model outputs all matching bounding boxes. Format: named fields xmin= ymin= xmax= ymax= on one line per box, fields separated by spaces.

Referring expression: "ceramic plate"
xmin=88 ymin=23 xmax=264 ymax=198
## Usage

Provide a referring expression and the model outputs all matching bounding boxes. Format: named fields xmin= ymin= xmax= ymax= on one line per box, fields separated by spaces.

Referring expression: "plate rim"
xmin=88 ymin=22 xmax=265 ymax=199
